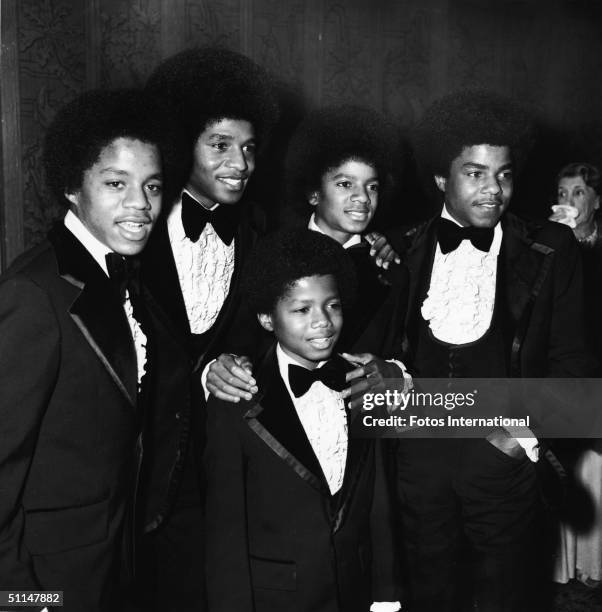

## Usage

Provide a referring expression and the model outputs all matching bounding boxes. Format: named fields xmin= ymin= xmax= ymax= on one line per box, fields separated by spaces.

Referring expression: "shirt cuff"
xmin=370 ymin=602 xmax=402 ymax=612
xmin=201 ymin=359 xmax=216 ymax=400
xmin=386 ymin=359 xmax=413 ymax=393
xmin=504 ymin=425 xmax=539 ymax=462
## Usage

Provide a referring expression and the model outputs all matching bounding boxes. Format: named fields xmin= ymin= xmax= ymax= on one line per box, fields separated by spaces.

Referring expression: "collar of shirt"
xmin=64 ymin=209 xmax=111 ymax=276
xmin=276 ymin=343 xmax=328 ymax=401
xmin=308 ymin=213 xmax=362 ymax=249
xmin=440 ymin=204 xmax=503 ymax=257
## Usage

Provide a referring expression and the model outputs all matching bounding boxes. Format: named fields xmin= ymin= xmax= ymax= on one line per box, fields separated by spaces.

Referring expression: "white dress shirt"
xmin=64 ymin=210 xmax=147 ymax=386
xmin=167 ymin=189 xmax=235 ymax=334
xmin=276 ymin=344 xmax=348 ymax=495
xmin=421 ymin=205 xmax=502 ymax=344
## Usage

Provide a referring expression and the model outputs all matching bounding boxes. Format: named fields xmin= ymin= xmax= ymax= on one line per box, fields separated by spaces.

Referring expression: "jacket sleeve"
xmin=204 ymin=398 xmax=254 ymax=611
xmin=370 ymin=439 xmax=403 ymax=602
xmin=0 ymin=276 xmax=60 ymax=589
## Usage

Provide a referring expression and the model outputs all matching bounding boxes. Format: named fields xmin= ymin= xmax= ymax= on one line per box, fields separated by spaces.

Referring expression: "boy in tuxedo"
xmin=0 ymin=90 xmax=167 ymax=611
xmin=204 ymin=229 xmax=400 ymax=612
xmin=138 ymin=47 xmax=279 ymax=610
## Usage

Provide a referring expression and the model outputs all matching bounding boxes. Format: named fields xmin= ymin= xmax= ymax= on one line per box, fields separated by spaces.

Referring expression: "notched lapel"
xmin=49 ymin=224 xmax=138 ymax=407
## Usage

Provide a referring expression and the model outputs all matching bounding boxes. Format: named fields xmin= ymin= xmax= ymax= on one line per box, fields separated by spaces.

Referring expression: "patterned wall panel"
xmin=18 ymin=0 xmax=85 ymax=249
xmin=321 ymin=1 xmax=380 ymax=108
xmin=251 ymin=0 xmax=305 ymax=95
xmin=185 ymin=0 xmax=242 ymax=49
xmin=99 ymin=0 xmax=161 ymax=88
xmin=380 ymin=1 xmax=433 ymax=131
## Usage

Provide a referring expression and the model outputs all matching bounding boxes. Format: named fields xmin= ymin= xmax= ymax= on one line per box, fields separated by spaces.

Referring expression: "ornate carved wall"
xmin=2 ymin=0 xmax=602 ymax=268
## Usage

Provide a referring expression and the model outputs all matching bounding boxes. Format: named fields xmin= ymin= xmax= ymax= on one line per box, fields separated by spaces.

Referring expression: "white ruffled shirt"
xmin=421 ymin=206 xmax=502 ymax=345
xmin=64 ymin=210 xmax=147 ymax=386
xmin=167 ymin=189 xmax=235 ymax=334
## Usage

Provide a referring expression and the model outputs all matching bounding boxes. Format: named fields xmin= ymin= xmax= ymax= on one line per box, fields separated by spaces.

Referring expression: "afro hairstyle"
xmin=413 ymin=89 xmax=535 ymax=179
xmin=557 ymin=162 xmax=602 ymax=196
xmin=241 ymin=228 xmax=357 ymax=315
xmin=44 ymin=88 xmax=163 ymax=208
xmin=283 ymin=105 xmax=399 ymax=218
xmin=145 ymin=46 xmax=280 ymax=200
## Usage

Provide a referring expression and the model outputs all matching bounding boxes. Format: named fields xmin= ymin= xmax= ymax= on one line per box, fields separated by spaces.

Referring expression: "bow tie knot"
xmin=288 ymin=360 xmax=347 ymax=398
xmin=105 ymin=252 xmax=141 ymax=303
xmin=181 ymin=192 xmax=240 ymax=244
xmin=437 ymin=217 xmax=495 ymax=254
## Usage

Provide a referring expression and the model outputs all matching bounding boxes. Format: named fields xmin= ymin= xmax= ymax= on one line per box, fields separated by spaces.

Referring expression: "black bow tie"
xmin=437 ymin=217 xmax=494 ymax=254
xmin=105 ymin=252 xmax=141 ymax=303
xmin=288 ymin=360 xmax=347 ymax=398
xmin=181 ymin=192 xmax=240 ymax=244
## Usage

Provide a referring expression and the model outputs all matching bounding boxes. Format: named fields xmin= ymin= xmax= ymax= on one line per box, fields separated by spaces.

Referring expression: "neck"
xmin=184 ymin=185 xmax=216 ymax=210
xmin=575 ymin=219 xmax=597 ymax=241
xmin=313 ymin=216 xmax=352 ymax=245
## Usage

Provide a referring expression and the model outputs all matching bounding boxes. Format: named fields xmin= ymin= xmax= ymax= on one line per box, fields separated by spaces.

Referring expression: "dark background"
xmin=1 ymin=0 xmax=602 ymax=270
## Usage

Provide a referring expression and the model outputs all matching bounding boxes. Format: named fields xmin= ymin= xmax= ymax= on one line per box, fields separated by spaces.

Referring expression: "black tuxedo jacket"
xmin=204 ymin=346 xmax=399 ymax=612
xmin=397 ymin=212 xmax=595 ymax=378
xmin=0 ymin=224 xmax=177 ymax=610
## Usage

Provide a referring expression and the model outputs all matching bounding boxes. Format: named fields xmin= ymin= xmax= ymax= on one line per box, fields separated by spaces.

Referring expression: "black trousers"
xmin=396 ymin=438 xmax=542 ymax=612
xmin=135 ymin=445 xmax=206 ymax=612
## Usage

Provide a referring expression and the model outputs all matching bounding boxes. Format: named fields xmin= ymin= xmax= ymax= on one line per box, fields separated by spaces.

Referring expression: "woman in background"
xmin=550 ymin=161 xmax=602 ymax=588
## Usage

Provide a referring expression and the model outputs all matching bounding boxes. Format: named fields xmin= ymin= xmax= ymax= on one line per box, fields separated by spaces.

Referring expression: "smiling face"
xmin=187 ymin=118 xmax=256 ymax=208
xmin=66 ymin=137 xmax=162 ymax=255
xmin=435 ymin=144 xmax=513 ymax=228
xmin=258 ymin=274 xmax=343 ymax=370
xmin=310 ymin=159 xmax=379 ymax=244
xmin=557 ymin=175 xmax=600 ymax=231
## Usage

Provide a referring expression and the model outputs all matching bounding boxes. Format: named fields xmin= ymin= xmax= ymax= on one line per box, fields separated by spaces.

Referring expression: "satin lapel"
xmin=141 ymin=219 xmax=191 ymax=340
xmin=502 ymin=215 xmax=551 ymax=328
xmin=49 ymin=225 xmax=138 ymax=406
xmin=244 ymin=347 xmax=330 ymax=496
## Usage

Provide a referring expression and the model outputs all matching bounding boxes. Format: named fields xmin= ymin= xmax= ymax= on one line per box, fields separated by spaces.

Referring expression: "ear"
xmin=308 ymin=191 xmax=320 ymax=207
xmin=257 ymin=313 xmax=274 ymax=332
xmin=595 ymin=195 xmax=600 ymax=210
xmin=434 ymin=175 xmax=447 ymax=194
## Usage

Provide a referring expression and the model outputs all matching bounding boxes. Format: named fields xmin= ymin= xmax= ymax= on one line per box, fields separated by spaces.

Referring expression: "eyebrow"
xmin=207 ymin=133 xmax=256 ymax=143
xmin=462 ymin=162 xmax=513 ymax=171
xmin=331 ymin=172 xmax=379 ymax=181
xmin=99 ymin=168 xmax=163 ymax=181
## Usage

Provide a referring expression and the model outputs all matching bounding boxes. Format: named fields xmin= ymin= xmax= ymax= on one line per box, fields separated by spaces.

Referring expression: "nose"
xmin=352 ymin=186 xmax=370 ymax=204
xmin=226 ymin=146 xmax=248 ymax=172
xmin=311 ymin=307 xmax=332 ymax=328
xmin=125 ymin=185 xmax=151 ymax=210
xmin=482 ymin=174 xmax=502 ymax=195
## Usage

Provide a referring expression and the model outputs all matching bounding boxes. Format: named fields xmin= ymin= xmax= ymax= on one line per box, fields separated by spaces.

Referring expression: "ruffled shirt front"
xmin=276 ymin=344 xmax=348 ymax=495
xmin=421 ymin=206 xmax=502 ymax=345
xmin=167 ymin=190 xmax=235 ymax=334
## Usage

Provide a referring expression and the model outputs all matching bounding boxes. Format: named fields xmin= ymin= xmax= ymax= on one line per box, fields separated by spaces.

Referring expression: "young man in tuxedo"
xmin=392 ymin=90 xmax=595 ymax=611
xmin=137 ymin=47 xmax=279 ymax=611
xmin=0 ymin=90 xmax=166 ymax=611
